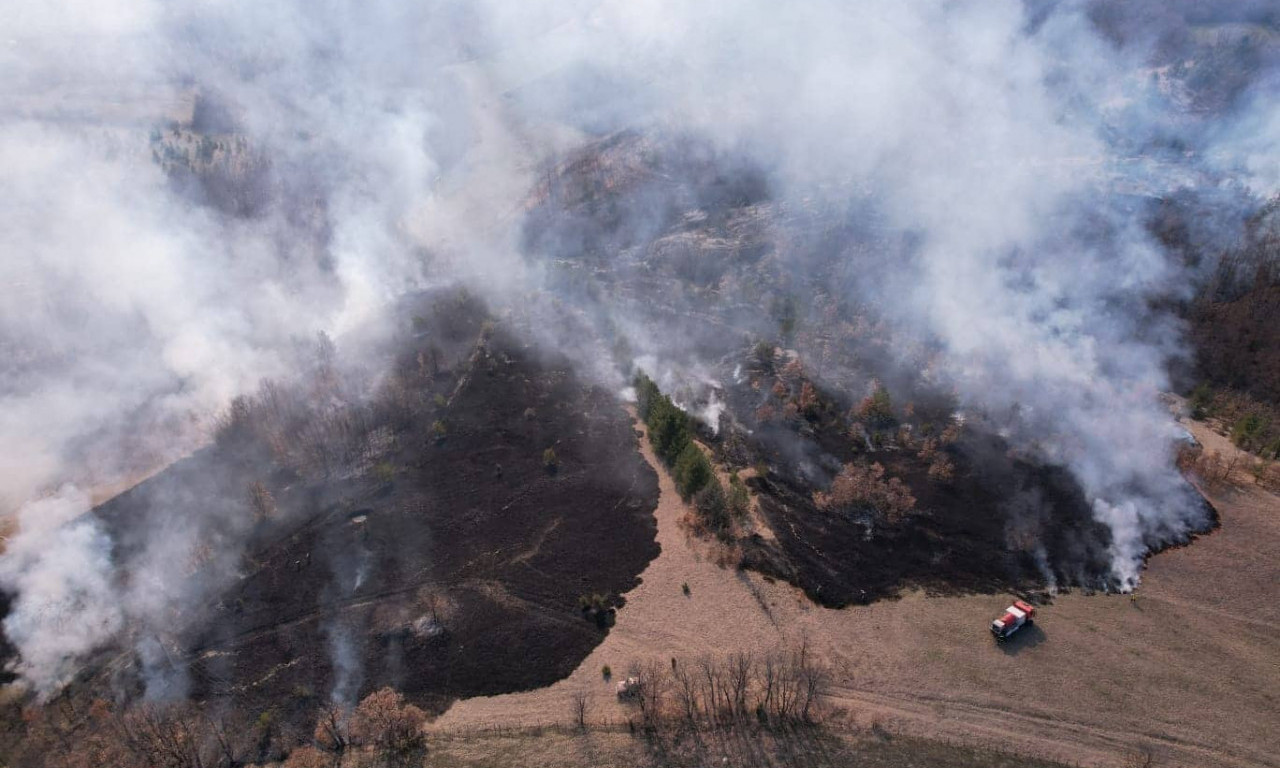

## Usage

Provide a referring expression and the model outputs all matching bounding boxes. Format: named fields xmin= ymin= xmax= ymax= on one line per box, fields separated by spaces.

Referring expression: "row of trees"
xmin=22 ymin=686 xmax=429 ymax=768
xmin=292 ymin=688 xmax=429 ymax=768
xmin=635 ymin=373 xmax=749 ymax=538
xmin=215 ymin=377 xmax=397 ymax=482
xmin=635 ymin=372 xmax=714 ymax=501
xmin=213 ymin=328 xmax=457 ymax=484
xmin=618 ymin=644 xmax=832 ymax=732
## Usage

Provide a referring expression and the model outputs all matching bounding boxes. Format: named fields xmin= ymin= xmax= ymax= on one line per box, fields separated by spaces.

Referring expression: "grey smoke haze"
xmin=0 ymin=0 xmax=1275 ymax=695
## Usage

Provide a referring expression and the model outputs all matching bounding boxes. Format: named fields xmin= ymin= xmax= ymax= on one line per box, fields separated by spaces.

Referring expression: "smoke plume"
xmin=0 ymin=0 xmax=1275 ymax=695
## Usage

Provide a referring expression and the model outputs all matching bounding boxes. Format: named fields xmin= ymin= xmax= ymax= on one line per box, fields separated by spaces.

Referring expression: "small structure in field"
xmin=616 ymin=676 xmax=642 ymax=699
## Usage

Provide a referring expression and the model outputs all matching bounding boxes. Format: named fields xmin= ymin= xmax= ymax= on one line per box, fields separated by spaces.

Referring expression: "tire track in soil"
xmin=827 ymin=686 xmax=1278 ymax=768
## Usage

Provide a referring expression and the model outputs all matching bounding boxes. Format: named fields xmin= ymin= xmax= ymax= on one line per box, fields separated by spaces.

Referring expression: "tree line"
xmin=634 ymin=372 xmax=748 ymax=538
xmin=612 ymin=643 xmax=832 ymax=733
xmin=17 ymin=686 xmax=429 ymax=768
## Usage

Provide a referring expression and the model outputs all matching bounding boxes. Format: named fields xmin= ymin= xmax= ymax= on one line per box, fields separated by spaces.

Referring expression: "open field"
xmin=424 ymin=724 xmax=1073 ymax=768
xmin=437 ymin=414 xmax=1279 ymax=768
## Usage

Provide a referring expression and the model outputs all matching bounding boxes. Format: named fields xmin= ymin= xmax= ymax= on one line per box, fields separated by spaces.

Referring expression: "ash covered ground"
xmin=2 ymin=291 xmax=660 ymax=745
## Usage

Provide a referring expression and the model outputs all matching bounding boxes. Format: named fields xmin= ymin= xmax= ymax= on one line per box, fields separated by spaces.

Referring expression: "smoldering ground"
xmin=0 ymin=0 xmax=1275 ymax=701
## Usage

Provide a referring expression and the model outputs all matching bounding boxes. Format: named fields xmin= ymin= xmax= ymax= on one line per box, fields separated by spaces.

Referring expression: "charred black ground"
xmin=523 ymin=133 xmax=1218 ymax=606
xmin=0 ymin=128 xmax=1249 ymax=768
xmin=13 ymin=291 xmax=659 ymax=743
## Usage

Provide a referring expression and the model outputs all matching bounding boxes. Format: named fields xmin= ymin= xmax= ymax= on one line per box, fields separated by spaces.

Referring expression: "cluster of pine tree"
xmin=635 ymin=372 xmax=713 ymax=500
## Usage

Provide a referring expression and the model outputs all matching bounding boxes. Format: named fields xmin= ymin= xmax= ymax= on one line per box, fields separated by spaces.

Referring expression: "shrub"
xmin=681 ymin=582 xmax=690 ymax=596
xmin=373 ymin=461 xmax=396 ymax=485
xmin=673 ymin=443 xmax=713 ymax=499
xmin=431 ymin=420 xmax=447 ymax=443
xmin=577 ymin=593 xmax=615 ymax=628
xmin=773 ymin=295 xmax=799 ymax=340
xmin=543 ymin=447 xmax=560 ymax=474
xmin=1189 ymin=383 xmax=1214 ymax=419
xmin=798 ymin=381 xmax=821 ymax=420
xmin=256 ymin=709 xmax=276 ymax=731
xmin=728 ymin=473 xmax=751 ymax=518
xmin=927 ymin=455 xmax=955 ymax=483
xmin=1232 ymin=414 xmax=1270 ymax=451
xmin=602 ymin=665 xmax=612 ymax=680
xmin=856 ymin=384 xmax=895 ymax=428
xmin=753 ymin=341 xmax=776 ymax=370
xmin=650 ymin=400 xmax=692 ymax=465
xmin=578 ymin=593 xmax=609 ymax=612
xmin=1200 ymin=388 xmax=1280 ymax=458
xmin=694 ymin=479 xmax=730 ymax=534
xmin=433 ymin=393 xmax=447 ymax=408
xmin=633 ymin=371 xmax=662 ymax=420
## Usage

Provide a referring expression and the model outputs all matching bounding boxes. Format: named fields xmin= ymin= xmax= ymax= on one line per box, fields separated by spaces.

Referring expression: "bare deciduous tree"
xmin=570 ymin=691 xmax=589 ymax=730
xmin=313 ymin=701 xmax=350 ymax=757
xmin=726 ymin=651 xmax=753 ymax=721
xmin=248 ymin=480 xmax=277 ymax=521
xmin=670 ymin=660 xmax=699 ymax=723
xmin=621 ymin=644 xmax=832 ymax=734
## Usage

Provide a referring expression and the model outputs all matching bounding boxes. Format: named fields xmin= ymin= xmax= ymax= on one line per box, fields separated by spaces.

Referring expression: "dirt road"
xmin=436 ymin=413 xmax=1279 ymax=768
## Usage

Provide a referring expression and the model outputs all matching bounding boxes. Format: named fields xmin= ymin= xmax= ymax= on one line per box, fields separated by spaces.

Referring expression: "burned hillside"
xmin=521 ymin=133 xmax=1218 ymax=604
xmin=0 ymin=291 xmax=659 ymax=758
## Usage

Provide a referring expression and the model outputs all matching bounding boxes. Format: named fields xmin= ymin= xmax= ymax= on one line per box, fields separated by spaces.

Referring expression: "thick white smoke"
xmin=0 ymin=0 xmax=1272 ymax=693
xmin=0 ymin=487 xmax=121 ymax=694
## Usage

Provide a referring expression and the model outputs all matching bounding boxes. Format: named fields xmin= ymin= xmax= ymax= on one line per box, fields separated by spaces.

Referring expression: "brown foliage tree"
xmin=855 ymin=383 xmax=894 ymax=428
xmin=814 ymin=462 xmax=916 ymax=525
xmin=112 ymin=704 xmax=211 ymax=768
xmin=797 ymin=381 xmax=820 ymax=418
xmin=927 ymin=455 xmax=956 ymax=483
xmin=283 ymin=745 xmax=333 ymax=768
xmin=350 ymin=687 xmax=429 ymax=767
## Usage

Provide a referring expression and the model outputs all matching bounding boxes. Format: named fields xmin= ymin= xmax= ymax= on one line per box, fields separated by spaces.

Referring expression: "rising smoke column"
xmin=0 ymin=0 xmax=1273 ymax=695
xmin=0 ymin=0 xmax=526 ymax=697
xmin=492 ymin=0 xmax=1255 ymax=587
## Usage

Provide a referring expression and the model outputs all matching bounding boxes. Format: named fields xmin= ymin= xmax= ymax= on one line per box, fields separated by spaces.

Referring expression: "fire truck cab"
xmin=991 ymin=600 xmax=1036 ymax=641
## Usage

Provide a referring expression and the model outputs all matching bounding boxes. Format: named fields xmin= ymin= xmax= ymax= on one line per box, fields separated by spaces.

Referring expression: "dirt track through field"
xmin=435 ymin=412 xmax=1280 ymax=768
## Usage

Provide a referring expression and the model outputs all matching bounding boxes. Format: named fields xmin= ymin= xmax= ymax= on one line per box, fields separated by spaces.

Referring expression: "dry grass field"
xmin=438 ymin=414 xmax=1279 ymax=768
